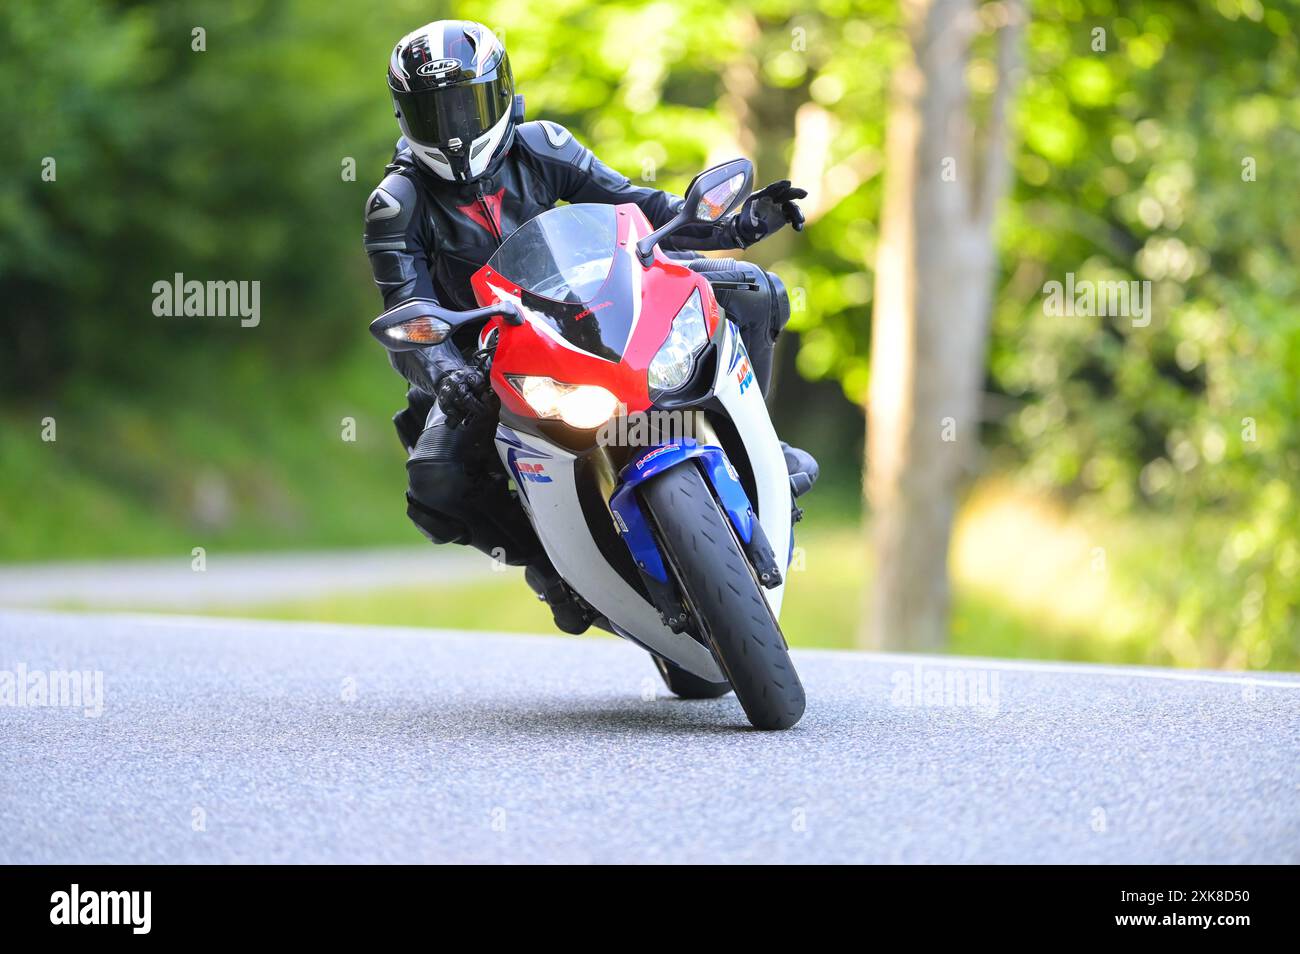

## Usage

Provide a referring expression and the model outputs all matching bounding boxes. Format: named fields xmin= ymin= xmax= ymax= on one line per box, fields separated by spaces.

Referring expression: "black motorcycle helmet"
xmin=388 ymin=20 xmax=525 ymax=183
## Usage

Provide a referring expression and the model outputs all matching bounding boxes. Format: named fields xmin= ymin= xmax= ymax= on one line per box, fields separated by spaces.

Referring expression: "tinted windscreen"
xmin=487 ymin=204 xmax=641 ymax=360
xmin=488 ymin=205 xmax=618 ymax=303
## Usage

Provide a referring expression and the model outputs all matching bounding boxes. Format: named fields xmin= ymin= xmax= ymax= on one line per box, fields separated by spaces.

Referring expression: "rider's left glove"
xmin=436 ymin=366 xmax=497 ymax=429
xmin=735 ymin=179 xmax=808 ymax=247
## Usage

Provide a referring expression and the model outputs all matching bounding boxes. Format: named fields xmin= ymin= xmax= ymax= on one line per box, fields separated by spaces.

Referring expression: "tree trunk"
xmin=863 ymin=0 xmax=1023 ymax=651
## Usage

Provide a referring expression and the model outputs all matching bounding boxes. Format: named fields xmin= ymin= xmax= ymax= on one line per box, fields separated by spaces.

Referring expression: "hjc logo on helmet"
xmin=417 ymin=57 xmax=461 ymax=78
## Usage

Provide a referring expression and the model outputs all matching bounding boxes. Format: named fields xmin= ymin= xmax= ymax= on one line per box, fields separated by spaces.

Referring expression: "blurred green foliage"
xmin=1 ymin=0 xmax=1297 ymax=667
xmin=986 ymin=0 xmax=1300 ymax=668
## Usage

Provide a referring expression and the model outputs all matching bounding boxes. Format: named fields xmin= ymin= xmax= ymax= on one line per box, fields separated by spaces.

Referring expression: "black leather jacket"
xmin=363 ymin=120 xmax=749 ymax=394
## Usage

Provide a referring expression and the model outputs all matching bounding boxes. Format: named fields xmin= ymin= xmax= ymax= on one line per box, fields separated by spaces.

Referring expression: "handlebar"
xmin=696 ymin=270 xmax=761 ymax=290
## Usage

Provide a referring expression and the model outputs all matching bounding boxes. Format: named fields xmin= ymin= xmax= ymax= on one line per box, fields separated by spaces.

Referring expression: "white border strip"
xmin=826 ymin=648 xmax=1300 ymax=690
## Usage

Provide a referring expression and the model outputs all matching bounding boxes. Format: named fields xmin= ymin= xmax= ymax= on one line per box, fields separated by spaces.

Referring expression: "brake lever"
xmin=471 ymin=345 xmax=495 ymax=374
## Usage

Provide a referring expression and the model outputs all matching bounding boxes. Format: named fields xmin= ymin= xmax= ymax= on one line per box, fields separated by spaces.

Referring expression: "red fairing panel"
xmin=470 ymin=203 xmax=721 ymax=419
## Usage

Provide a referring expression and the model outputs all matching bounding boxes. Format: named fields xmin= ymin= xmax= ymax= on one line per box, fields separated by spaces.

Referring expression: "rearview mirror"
xmin=369 ymin=298 xmax=522 ymax=352
xmin=682 ymin=159 xmax=753 ymax=223
xmin=636 ymin=158 xmax=755 ymax=264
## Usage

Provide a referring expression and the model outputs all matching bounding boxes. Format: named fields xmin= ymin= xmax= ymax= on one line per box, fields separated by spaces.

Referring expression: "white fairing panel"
xmin=710 ymin=319 xmax=792 ymax=617
xmin=495 ymin=428 xmax=726 ymax=682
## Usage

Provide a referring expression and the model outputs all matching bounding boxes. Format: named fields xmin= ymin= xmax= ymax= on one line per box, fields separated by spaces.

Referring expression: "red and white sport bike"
xmin=371 ymin=160 xmax=805 ymax=729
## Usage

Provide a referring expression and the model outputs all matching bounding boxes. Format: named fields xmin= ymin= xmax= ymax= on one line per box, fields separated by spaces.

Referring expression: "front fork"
xmin=606 ymin=423 xmax=782 ymax=634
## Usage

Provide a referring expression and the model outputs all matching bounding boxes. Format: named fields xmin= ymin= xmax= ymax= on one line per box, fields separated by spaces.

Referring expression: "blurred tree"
xmin=865 ymin=0 xmax=1025 ymax=650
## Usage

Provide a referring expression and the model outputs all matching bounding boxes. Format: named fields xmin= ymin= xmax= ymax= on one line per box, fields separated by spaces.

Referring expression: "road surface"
xmin=1 ymin=608 xmax=1297 ymax=863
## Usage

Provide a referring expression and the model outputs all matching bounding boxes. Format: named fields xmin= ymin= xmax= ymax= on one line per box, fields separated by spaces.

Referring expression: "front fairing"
xmin=514 ymin=243 xmax=639 ymax=363
xmin=479 ymin=203 xmax=633 ymax=361
xmin=471 ymin=203 xmax=719 ymax=424
xmin=469 ymin=203 xmax=790 ymax=671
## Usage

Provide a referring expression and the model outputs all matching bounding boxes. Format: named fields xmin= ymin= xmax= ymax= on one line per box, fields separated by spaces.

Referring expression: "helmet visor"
xmin=393 ymin=72 xmax=513 ymax=148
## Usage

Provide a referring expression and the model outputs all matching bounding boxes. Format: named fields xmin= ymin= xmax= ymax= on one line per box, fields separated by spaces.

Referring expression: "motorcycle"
xmin=370 ymin=159 xmax=806 ymax=730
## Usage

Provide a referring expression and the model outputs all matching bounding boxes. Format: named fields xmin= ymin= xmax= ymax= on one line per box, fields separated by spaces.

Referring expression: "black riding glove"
xmin=734 ymin=180 xmax=808 ymax=247
xmin=436 ymin=366 xmax=497 ymax=429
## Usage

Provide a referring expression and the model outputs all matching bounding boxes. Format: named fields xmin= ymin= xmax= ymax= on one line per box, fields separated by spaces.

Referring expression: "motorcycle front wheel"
xmin=640 ymin=463 xmax=806 ymax=730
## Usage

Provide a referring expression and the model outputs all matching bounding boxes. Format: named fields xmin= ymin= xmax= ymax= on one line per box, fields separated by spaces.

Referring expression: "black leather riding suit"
xmin=362 ymin=120 xmax=790 ymax=558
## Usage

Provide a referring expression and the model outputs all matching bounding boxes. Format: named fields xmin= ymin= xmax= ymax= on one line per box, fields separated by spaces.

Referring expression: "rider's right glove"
xmin=734 ymin=179 xmax=808 ymax=247
xmin=436 ymin=366 xmax=497 ymax=429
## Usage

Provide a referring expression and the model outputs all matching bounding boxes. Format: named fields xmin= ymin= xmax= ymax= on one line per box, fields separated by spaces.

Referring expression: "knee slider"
xmin=406 ymin=458 xmax=472 ymax=545
xmin=764 ymin=269 xmax=791 ymax=340
xmin=405 ymin=492 xmax=470 ymax=545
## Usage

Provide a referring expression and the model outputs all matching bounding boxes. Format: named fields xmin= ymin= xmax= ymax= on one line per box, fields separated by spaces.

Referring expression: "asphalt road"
xmin=2 ymin=608 xmax=1297 ymax=864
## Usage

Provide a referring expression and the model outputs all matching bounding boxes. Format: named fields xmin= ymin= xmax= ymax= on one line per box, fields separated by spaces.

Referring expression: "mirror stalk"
xmin=636 ymin=212 xmax=688 ymax=266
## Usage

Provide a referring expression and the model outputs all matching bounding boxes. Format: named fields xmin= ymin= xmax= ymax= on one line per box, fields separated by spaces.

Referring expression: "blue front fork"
xmin=608 ymin=438 xmax=782 ymax=629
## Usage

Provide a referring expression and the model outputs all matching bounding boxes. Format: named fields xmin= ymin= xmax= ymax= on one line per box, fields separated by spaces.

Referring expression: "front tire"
xmin=654 ymin=656 xmax=732 ymax=699
xmin=640 ymin=463 xmax=806 ymax=730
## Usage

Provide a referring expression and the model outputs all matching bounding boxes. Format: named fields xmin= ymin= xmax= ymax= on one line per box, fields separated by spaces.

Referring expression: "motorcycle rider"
xmin=364 ymin=20 xmax=818 ymax=633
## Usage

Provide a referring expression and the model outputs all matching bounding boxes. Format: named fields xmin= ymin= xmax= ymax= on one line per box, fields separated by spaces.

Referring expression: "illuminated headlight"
xmin=648 ymin=289 xmax=709 ymax=392
xmin=506 ymin=375 xmax=619 ymax=429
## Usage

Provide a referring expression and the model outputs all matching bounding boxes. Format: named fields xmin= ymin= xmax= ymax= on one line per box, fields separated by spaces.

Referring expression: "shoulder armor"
xmin=363 ymin=171 xmax=419 ymax=253
xmin=514 ymin=120 xmax=593 ymax=173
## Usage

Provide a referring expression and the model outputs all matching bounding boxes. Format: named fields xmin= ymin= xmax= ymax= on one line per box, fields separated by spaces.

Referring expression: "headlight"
xmin=648 ymin=289 xmax=709 ymax=392
xmin=506 ymin=375 xmax=619 ymax=429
